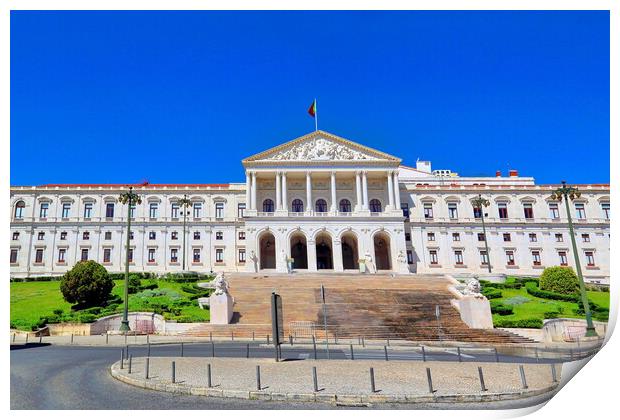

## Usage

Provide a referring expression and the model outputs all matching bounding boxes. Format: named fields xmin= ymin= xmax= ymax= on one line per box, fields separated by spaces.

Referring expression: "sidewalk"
xmin=110 ymin=357 xmax=560 ymax=404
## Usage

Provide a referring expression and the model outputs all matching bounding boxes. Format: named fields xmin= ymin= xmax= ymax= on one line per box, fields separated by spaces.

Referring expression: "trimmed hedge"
xmin=482 ymin=288 xmax=502 ymax=299
xmin=525 ymin=283 xmax=581 ymax=303
xmin=494 ymin=318 xmax=543 ymax=329
xmin=490 ymin=302 xmax=514 ymax=315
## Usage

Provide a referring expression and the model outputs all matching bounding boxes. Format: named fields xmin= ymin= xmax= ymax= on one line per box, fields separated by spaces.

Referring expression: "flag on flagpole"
xmin=308 ymin=99 xmax=317 ymax=131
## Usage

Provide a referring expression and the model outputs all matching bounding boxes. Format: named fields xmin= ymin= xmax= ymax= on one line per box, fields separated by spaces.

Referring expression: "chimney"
xmin=509 ymin=169 xmax=518 ymax=177
xmin=416 ymin=160 xmax=432 ymax=173
xmin=495 ymin=170 xmax=502 ymax=177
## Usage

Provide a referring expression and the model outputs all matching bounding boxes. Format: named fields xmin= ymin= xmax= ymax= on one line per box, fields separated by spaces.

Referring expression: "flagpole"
xmin=314 ymin=98 xmax=318 ymax=131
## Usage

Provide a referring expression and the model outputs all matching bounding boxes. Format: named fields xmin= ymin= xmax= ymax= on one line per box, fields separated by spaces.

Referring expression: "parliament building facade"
xmin=9 ymin=131 xmax=610 ymax=284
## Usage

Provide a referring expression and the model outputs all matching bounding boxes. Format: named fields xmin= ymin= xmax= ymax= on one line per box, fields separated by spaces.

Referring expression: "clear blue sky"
xmin=10 ymin=11 xmax=609 ymax=185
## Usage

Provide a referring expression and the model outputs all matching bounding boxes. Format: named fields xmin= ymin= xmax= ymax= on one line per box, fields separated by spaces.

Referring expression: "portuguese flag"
xmin=308 ymin=99 xmax=317 ymax=117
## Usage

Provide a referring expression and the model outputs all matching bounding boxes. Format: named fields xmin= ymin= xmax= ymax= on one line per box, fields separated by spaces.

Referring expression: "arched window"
xmin=262 ymin=199 xmax=274 ymax=212
xmin=14 ymin=201 xmax=25 ymax=219
xmin=315 ymin=199 xmax=328 ymax=213
xmin=369 ymin=199 xmax=382 ymax=212
xmin=339 ymin=199 xmax=351 ymax=213
xmin=292 ymin=199 xmax=304 ymax=212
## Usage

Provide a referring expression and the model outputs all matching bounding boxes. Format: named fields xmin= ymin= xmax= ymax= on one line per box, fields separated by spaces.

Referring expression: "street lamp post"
xmin=472 ymin=194 xmax=492 ymax=273
xmin=179 ymin=195 xmax=192 ymax=271
xmin=550 ymin=181 xmax=597 ymax=337
xmin=118 ymin=186 xmax=142 ymax=332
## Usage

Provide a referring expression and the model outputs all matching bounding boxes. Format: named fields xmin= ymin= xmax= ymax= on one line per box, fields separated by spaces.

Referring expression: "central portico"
xmin=242 ymin=130 xmax=409 ymax=274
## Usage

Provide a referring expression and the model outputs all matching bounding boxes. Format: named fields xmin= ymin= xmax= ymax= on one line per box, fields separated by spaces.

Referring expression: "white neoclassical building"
xmin=9 ymin=130 xmax=610 ymax=283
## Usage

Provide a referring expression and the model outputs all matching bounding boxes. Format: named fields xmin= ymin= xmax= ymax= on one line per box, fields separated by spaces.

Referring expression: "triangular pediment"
xmin=243 ymin=130 xmax=401 ymax=165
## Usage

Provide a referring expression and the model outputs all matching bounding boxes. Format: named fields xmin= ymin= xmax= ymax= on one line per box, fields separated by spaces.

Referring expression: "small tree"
xmin=539 ymin=266 xmax=579 ymax=294
xmin=60 ymin=261 xmax=114 ymax=308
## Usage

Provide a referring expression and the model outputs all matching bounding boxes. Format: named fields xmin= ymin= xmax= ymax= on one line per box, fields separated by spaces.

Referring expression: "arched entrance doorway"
xmin=259 ymin=232 xmax=276 ymax=269
xmin=315 ymin=232 xmax=333 ymax=270
xmin=373 ymin=232 xmax=392 ymax=270
xmin=341 ymin=232 xmax=359 ymax=270
xmin=290 ymin=232 xmax=308 ymax=269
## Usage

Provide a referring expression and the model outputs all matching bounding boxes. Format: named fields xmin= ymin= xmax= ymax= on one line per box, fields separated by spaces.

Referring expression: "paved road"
xmin=11 ymin=343 xmax=557 ymax=410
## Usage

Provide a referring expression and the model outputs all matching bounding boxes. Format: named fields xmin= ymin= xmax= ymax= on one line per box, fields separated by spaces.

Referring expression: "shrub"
xmin=539 ymin=266 xmax=579 ymax=294
xmin=525 ymin=284 xmax=580 ymax=303
xmin=482 ymin=288 xmax=502 ymax=299
xmin=494 ymin=318 xmax=543 ymax=328
xmin=60 ymin=261 xmax=114 ymax=308
xmin=490 ymin=302 xmax=514 ymax=315
xmin=543 ymin=311 xmax=562 ymax=319
xmin=128 ymin=274 xmax=142 ymax=294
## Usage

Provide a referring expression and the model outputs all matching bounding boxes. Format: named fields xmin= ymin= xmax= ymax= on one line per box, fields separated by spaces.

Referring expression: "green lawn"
xmin=11 ymin=279 xmax=210 ymax=331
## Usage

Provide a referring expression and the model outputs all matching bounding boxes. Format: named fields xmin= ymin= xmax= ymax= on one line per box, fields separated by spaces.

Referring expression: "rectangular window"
xmin=448 ymin=203 xmax=458 ymax=219
xmin=532 ymin=250 xmax=541 ymax=266
xmin=35 ymin=249 xmax=44 ymax=263
xmin=427 ymin=232 xmax=435 ymax=241
xmin=452 ymin=232 xmax=460 ymax=242
xmin=149 ymin=203 xmax=158 ymax=219
xmin=473 ymin=206 xmax=482 ymax=219
xmin=239 ymin=231 xmax=246 ymax=240
xmin=558 ymin=251 xmax=568 ymax=266
xmin=429 ymin=250 xmax=438 ymax=265
xmin=194 ymin=248 xmax=202 ymax=263
xmin=171 ymin=231 xmax=178 ymax=240
xmin=194 ymin=231 xmax=201 ymax=240
xmin=60 ymin=231 xmax=67 ymax=240
xmin=38 ymin=232 xmax=45 ymax=240
xmin=549 ymin=203 xmax=560 ymax=219
xmin=498 ymin=203 xmax=508 ymax=219
xmin=57 ymin=248 xmax=66 ymax=263
xmin=83 ymin=203 xmax=92 ymax=219
xmin=575 ymin=203 xmax=586 ymax=219
xmin=477 ymin=233 xmax=485 ymax=242
xmin=215 ymin=248 xmax=223 ymax=262
xmin=104 ymin=231 xmax=112 ymax=240
xmin=81 ymin=249 xmax=89 ymax=261
xmin=503 ymin=233 xmax=511 ymax=242
xmin=193 ymin=203 xmax=202 ymax=218
xmin=406 ymin=250 xmax=413 ymax=264
xmin=506 ymin=250 xmax=515 ymax=266
xmin=106 ymin=203 xmax=115 ymax=218
xmin=454 ymin=250 xmax=464 ymax=265
xmin=171 ymin=203 xmax=179 ymax=219
xmin=83 ymin=231 xmax=90 ymax=240
xmin=238 ymin=248 xmax=246 ymax=263
xmin=405 ymin=232 xmax=411 ymax=242
xmin=523 ymin=203 xmax=534 ymax=219
xmin=40 ymin=203 xmax=49 ymax=219
xmin=585 ymin=251 xmax=595 ymax=267
xmin=10 ymin=249 xmax=18 ymax=264
xmin=555 ymin=233 xmax=563 ymax=242
xmin=215 ymin=203 xmax=224 ymax=219
xmin=602 ymin=203 xmax=610 ymax=219
xmin=12 ymin=232 xmax=19 ymax=240
xmin=423 ymin=203 xmax=433 ymax=219
xmin=128 ymin=248 xmax=134 ymax=263
xmin=170 ymin=248 xmax=178 ymax=263
xmin=238 ymin=203 xmax=246 ymax=218
xmin=103 ymin=248 xmax=111 ymax=263
xmin=148 ymin=248 xmax=156 ymax=263
xmin=149 ymin=231 xmax=156 ymax=240
xmin=480 ymin=250 xmax=489 ymax=265
xmin=582 ymin=234 xmax=590 ymax=243
xmin=216 ymin=231 xmax=223 ymax=240
xmin=62 ymin=203 xmax=71 ymax=218
xmin=529 ymin=233 xmax=537 ymax=242
xmin=401 ymin=203 xmax=410 ymax=218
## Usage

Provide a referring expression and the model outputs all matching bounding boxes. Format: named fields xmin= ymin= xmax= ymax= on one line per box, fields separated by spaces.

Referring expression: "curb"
xmin=109 ymin=362 xmax=558 ymax=405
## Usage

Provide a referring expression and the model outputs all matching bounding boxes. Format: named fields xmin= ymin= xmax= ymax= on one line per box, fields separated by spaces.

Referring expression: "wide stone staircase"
xmin=184 ymin=273 xmax=534 ymax=344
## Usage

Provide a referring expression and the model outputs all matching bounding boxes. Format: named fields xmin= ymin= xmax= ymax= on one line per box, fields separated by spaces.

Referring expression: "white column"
xmin=392 ymin=171 xmax=400 ymax=209
xmin=387 ymin=171 xmax=395 ymax=210
xmin=251 ymin=172 xmax=257 ymax=210
xmin=330 ymin=171 xmax=337 ymax=213
xmin=306 ymin=171 xmax=312 ymax=214
xmin=355 ymin=171 xmax=362 ymax=212
xmin=245 ymin=172 xmax=251 ymax=209
xmin=362 ymin=171 xmax=369 ymax=210
xmin=275 ymin=172 xmax=281 ymax=211
xmin=333 ymin=238 xmax=344 ymax=272
xmin=281 ymin=172 xmax=288 ymax=212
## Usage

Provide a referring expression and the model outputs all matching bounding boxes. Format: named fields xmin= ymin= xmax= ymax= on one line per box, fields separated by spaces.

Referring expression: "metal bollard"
xmin=106 ymin=333 xmax=109 ymax=344
xmin=387 ymin=338 xmax=390 ymax=347
xmin=12 ymin=333 xmax=16 ymax=343
xmin=147 ymin=334 xmax=150 ymax=344
xmin=289 ymin=335 xmax=293 ymax=346
xmin=358 ymin=336 xmax=361 ymax=345
xmin=181 ymin=342 xmax=184 ymax=357
xmin=148 ymin=342 xmax=151 ymax=357
xmin=70 ymin=333 xmax=73 ymax=344
xmin=421 ymin=345 xmax=426 ymax=362
xmin=210 ymin=332 xmax=213 ymax=342
xmin=312 ymin=366 xmax=318 ymax=392
xmin=39 ymin=334 xmax=42 ymax=344
xmin=362 ymin=336 xmax=365 ymax=347
xmin=25 ymin=333 xmax=28 ymax=344
xmin=266 ymin=334 xmax=270 ymax=345
xmin=128 ymin=355 xmax=133 ymax=374
xmin=252 ymin=331 xmax=255 ymax=342
xmin=350 ymin=344 xmax=355 ymax=360
xmin=145 ymin=357 xmax=150 ymax=379
xmin=231 ymin=331 xmax=234 ymax=341
xmin=120 ymin=349 xmax=124 ymax=369
xmin=256 ymin=365 xmax=261 ymax=391
xmin=478 ymin=366 xmax=487 ymax=391
xmin=370 ymin=367 xmax=376 ymax=393
xmin=171 ymin=361 xmax=176 ymax=383
xmin=134 ymin=331 xmax=137 ymax=343
xmin=207 ymin=363 xmax=212 ymax=387
xmin=246 ymin=343 xmax=250 ymax=358
xmin=124 ymin=333 xmax=127 ymax=344
xmin=457 ymin=346 xmax=462 ymax=362
xmin=384 ymin=346 xmax=389 ymax=361
xmin=519 ymin=365 xmax=528 ymax=389
xmin=494 ymin=347 xmax=499 ymax=363
xmin=313 ymin=336 xmax=317 ymax=360
xmin=211 ymin=341 xmax=215 ymax=358
xmin=569 ymin=348 xmax=574 ymax=361
xmin=551 ymin=364 xmax=558 ymax=383
xmin=126 ymin=345 xmax=129 ymax=360
xmin=426 ymin=367 xmax=434 ymax=393
xmin=334 ymin=332 xmax=338 ymax=344
xmin=535 ymin=347 xmax=539 ymax=363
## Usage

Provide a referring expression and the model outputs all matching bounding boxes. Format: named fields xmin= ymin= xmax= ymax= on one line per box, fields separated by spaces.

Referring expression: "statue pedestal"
xmin=209 ymin=293 xmax=234 ymax=324
xmin=457 ymin=296 xmax=493 ymax=329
